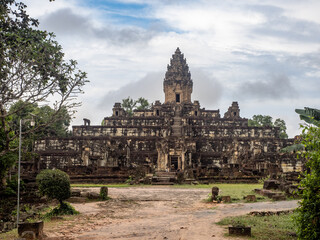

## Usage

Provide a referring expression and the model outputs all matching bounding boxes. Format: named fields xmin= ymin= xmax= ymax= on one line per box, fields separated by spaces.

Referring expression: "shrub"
xmin=36 ymin=169 xmax=71 ymax=204
xmin=294 ymin=125 xmax=320 ymax=239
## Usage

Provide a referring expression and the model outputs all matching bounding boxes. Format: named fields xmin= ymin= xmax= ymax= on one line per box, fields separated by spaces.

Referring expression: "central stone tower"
xmin=163 ymin=48 xmax=193 ymax=104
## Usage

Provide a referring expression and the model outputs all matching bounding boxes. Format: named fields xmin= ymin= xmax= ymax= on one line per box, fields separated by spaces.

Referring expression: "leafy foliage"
xmin=295 ymin=107 xmax=320 ymax=127
xmin=36 ymin=169 xmax=71 ymax=203
xmin=280 ymin=143 xmax=304 ymax=153
xmin=0 ymin=0 xmax=87 ymax=188
xmin=121 ymin=97 xmax=151 ymax=116
xmin=135 ymin=97 xmax=151 ymax=110
xmin=122 ymin=97 xmax=136 ymax=116
xmin=248 ymin=115 xmax=288 ymax=139
xmin=248 ymin=115 xmax=273 ymax=127
xmin=0 ymin=117 xmax=18 ymax=188
xmin=9 ymin=100 xmax=71 ymax=139
xmin=294 ymin=124 xmax=320 ymax=239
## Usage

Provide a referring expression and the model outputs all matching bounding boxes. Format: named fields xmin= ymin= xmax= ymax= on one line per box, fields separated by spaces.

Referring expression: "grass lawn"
xmin=217 ymin=212 xmax=297 ymax=240
xmin=173 ymin=183 xmax=264 ymax=201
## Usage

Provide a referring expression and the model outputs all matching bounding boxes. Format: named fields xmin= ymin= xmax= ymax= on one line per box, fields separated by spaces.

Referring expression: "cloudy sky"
xmin=26 ymin=0 xmax=320 ymax=137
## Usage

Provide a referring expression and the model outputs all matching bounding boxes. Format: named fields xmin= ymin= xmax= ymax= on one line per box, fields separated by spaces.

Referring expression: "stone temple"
xmin=35 ymin=48 xmax=302 ymax=183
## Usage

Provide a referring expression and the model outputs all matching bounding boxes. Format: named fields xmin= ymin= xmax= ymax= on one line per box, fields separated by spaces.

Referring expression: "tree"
xmin=7 ymin=100 xmax=71 ymax=156
xmin=248 ymin=115 xmax=273 ymax=127
xmin=294 ymin=107 xmax=320 ymax=239
xmin=36 ymin=169 xmax=78 ymax=216
xmin=36 ymin=169 xmax=71 ymax=204
xmin=274 ymin=118 xmax=288 ymax=139
xmin=0 ymin=118 xmax=17 ymax=187
xmin=122 ymin=97 xmax=136 ymax=116
xmin=121 ymin=97 xmax=150 ymax=116
xmin=0 ymin=1 xmax=88 ymax=188
xmin=248 ymin=115 xmax=288 ymax=139
xmin=135 ymin=97 xmax=151 ymax=110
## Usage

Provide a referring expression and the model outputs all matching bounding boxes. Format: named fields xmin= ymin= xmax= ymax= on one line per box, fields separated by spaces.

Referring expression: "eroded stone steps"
xmin=151 ymin=171 xmax=177 ymax=185
xmin=172 ymin=117 xmax=182 ymax=136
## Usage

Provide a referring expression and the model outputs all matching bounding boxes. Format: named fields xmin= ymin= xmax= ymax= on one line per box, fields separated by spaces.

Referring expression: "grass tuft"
xmin=43 ymin=202 xmax=79 ymax=219
xmin=217 ymin=212 xmax=297 ymax=240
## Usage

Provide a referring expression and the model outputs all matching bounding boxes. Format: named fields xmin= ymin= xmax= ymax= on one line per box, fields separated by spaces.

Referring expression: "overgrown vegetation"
xmin=0 ymin=0 xmax=88 ymax=189
xmin=248 ymin=114 xmax=288 ymax=139
xmin=43 ymin=202 xmax=79 ymax=219
xmin=217 ymin=212 xmax=297 ymax=240
xmin=99 ymin=187 xmax=109 ymax=200
xmin=294 ymin=107 xmax=320 ymax=240
xmin=121 ymin=97 xmax=151 ymax=116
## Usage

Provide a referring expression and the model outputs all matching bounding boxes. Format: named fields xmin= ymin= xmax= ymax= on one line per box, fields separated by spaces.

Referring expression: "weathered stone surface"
xmin=249 ymin=210 xmax=293 ymax=216
xmin=67 ymin=197 xmax=86 ymax=203
xmin=18 ymin=221 xmax=43 ymax=240
xmin=32 ymin=48 xmax=302 ymax=184
xmin=263 ymin=180 xmax=280 ymax=190
xmin=254 ymin=189 xmax=262 ymax=194
xmin=21 ymin=231 xmax=36 ymax=240
xmin=221 ymin=196 xmax=231 ymax=203
xmin=272 ymin=194 xmax=286 ymax=201
xmin=245 ymin=195 xmax=256 ymax=202
xmin=71 ymin=189 xmax=81 ymax=197
xmin=229 ymin=226 xmax=251 ymax=236
xmin=87 ymin=192 xmax=100 ymax=200
xmin=211 ymin=187 xmax=219 ymax=200
xmin=100 ymin=187 xmax=108 ymax=200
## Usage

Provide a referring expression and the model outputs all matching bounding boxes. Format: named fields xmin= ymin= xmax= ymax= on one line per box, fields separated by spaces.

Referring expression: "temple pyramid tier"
xmin=33 ymin=48 xmax=301 ymax=184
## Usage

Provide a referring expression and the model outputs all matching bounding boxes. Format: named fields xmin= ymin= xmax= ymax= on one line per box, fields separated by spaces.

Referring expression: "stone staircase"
xmin=151 ymin=171 xmax=177 ymax=185
xmin=172 ymin=116 xmax=182 ymax=136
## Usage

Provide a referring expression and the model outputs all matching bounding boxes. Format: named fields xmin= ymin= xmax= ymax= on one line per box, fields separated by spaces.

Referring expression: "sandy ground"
xmin=44 ymin=187 xmax=298 ymax=240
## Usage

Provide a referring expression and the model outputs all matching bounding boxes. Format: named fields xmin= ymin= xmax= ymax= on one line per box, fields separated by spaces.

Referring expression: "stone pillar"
xmin=82 ymin=147 xmax=89 ymax=166
xmin=157 ymin=150 xmax=161 ymax=171
xmin=178 ymin=156 xmax=181 ymax=170
xmin=165 ymin=153 xmax=168 ymax=171
xmin=181 ymin=153 xmax=185 ymax=170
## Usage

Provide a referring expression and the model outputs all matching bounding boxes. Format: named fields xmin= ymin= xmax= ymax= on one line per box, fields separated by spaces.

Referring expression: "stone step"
xmin=155 ymin=171 xmax=177 ymax=177
xmin=152 ymin=177 xmax=177 ymax=182
xmin=151 ymin=182 xmax=174 ymax=185
xmin=153 ymin=176 xmax=171 ymax=181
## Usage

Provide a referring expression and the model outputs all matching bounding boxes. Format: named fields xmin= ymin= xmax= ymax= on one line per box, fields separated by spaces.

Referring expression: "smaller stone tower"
xmin=163 ymin=48 xmax=193 ymax=104
xmin=112 ymin=103 xmax=125 ymax=117
xmin=224 ymin=102 xmax=241 ymax=119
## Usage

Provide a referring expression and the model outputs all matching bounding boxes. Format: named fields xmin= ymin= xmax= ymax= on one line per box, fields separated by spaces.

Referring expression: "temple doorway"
xmin=170 ymin=156 xmax=179 ymax=171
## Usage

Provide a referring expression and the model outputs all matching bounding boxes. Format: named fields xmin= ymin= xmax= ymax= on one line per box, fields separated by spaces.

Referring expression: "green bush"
xmin=36 ymin=169 xmax=71 ymax=204
xmin=294 ymin=125 xmax=320 ymax=239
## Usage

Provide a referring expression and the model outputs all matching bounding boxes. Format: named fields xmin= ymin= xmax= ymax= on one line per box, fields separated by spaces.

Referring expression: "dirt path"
xmin=44 ymin=187 xmax=298 ymax=240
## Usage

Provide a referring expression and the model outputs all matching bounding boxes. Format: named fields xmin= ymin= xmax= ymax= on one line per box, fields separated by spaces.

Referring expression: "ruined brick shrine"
xmin=34 ymin=48 xmax=302 ymax=183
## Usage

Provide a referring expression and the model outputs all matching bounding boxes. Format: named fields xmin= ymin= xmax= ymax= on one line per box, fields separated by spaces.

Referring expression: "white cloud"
xmin=23 ymin=0 xmax=320 ymax=138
